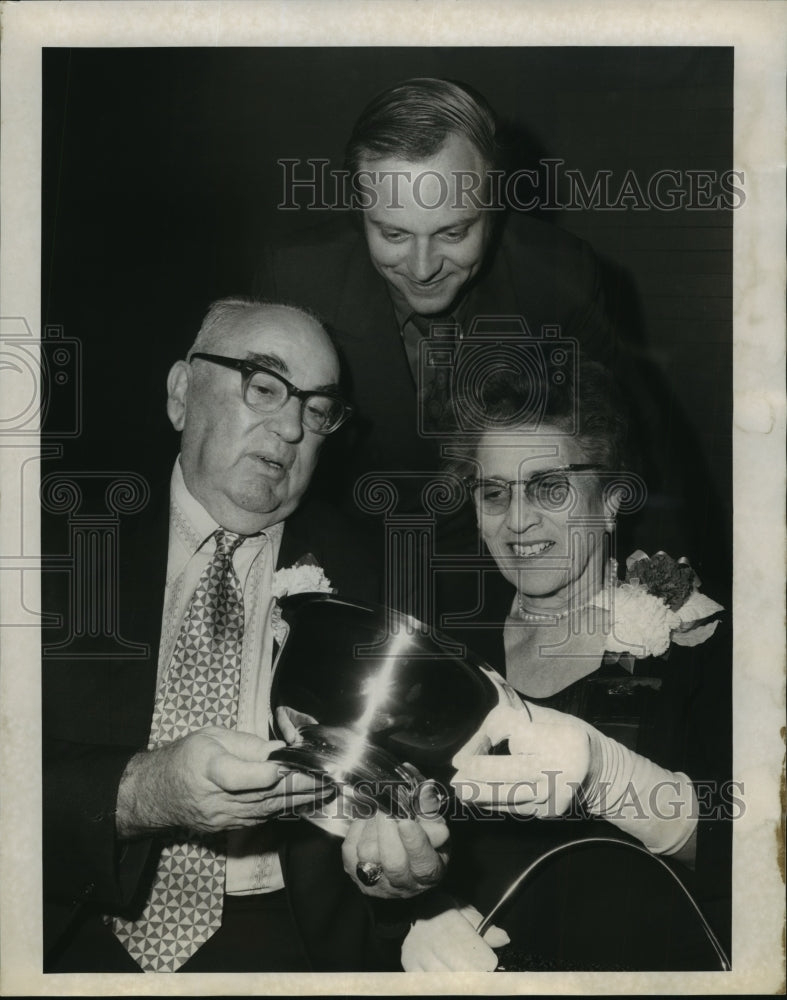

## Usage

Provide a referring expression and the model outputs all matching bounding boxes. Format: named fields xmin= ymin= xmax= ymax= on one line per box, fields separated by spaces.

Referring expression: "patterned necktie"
xmin=114 ymin=528 xmax=245 ymax=972
xmin=406 ymin=312 xmax=458 ymax=432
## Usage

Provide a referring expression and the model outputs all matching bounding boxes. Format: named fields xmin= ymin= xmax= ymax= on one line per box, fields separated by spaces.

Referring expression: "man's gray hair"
xmin=187 ymin=297 xmax=329 ymax=358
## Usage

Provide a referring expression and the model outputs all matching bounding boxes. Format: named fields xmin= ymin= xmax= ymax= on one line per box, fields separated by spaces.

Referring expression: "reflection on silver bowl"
xmin=269 ymin=593 xmax=509 ymax=824
xmin=271 ymin=723 xmax=432 ymax=822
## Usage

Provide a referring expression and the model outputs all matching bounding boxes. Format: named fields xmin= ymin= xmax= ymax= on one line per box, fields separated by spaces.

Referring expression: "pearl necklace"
xmin=516 ymin=593 xmax=596 ymax=622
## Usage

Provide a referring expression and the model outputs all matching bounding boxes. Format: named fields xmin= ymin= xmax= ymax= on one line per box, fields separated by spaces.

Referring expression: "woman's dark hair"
xmin=345 ymin=77 xmax=500 ymax=175
xmin=444 ymin=357 xmax=632 ymax=477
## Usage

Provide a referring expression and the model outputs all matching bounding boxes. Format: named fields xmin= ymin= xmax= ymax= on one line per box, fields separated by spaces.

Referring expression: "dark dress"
xmin=442 ymin=602 xmax=732 ymax=971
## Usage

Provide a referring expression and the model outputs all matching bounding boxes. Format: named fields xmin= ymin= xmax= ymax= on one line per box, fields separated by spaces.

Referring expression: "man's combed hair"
xmin=345 ymin=77 xmax=500 ymax=174
xmin=445 ymin=357 xmax=632 ymax=478
xmin=187 ymin=297 xmax=329 ymax=358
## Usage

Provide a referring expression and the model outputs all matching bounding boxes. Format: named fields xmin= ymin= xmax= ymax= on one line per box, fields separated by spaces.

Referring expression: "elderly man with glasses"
xmin=42 ymin=298 xmax=448 ymax=974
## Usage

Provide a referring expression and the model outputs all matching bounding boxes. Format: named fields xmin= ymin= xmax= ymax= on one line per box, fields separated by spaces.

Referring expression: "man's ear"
xmin=603 ymin=483 xmax=622 ymax=533
xmin=166 ymin=360 xmax=190 ymax=432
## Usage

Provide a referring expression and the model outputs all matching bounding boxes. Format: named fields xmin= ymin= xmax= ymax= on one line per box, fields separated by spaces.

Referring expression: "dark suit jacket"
xmin=41 ymin=484 xmax=393 ymax=972
xmin=256 ymin=213 xmax=614 ymax=509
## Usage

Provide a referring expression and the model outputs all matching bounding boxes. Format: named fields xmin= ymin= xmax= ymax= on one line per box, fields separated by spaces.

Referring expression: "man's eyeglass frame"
xmin=190 ymin=352 xmax=353 ymax=435
xmin=464 ymin=464 xmax=604 ymax=514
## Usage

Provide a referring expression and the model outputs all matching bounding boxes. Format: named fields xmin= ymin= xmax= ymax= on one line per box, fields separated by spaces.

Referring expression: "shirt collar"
xmin=394 ymin=293 xmax=469 ymax=336
xmin=169 ymin=457 xmax=283 ymax=557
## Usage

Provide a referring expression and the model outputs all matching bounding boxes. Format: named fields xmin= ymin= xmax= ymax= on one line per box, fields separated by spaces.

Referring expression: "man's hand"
xmin=116 ymin=727 xmax=331 ymax=838
xmin=401 ymin=898 xmax=509 ymax=971
xmin=341 ymin=810 xmax=449 ymax=899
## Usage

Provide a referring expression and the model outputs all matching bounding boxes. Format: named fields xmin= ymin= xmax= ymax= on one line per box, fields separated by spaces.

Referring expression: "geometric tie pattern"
xmin=113 ymin=529 xmax=245 ymax=972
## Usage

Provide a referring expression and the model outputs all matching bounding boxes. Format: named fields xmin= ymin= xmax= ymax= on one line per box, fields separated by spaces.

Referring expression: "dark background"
xmin=41 ymin=46 xmax=733 ymax=599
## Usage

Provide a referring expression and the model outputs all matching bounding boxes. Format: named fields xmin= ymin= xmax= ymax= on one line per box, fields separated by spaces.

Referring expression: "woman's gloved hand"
xmin=401 ymin=896 xmax=510 ymax=971
xmin=451 ymin=701 xmax=592 ymax=817
xmin=450 ymin=701 xmax=698 ymax=857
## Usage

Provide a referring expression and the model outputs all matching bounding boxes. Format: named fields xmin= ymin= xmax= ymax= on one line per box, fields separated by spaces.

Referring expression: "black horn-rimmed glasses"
xmin=190 ymin=352 xmax=353 ymax=435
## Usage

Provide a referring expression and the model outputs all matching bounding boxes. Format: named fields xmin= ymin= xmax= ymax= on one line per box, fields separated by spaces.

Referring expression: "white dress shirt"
xmin=159 ymin=458 xmax=285 ymax=894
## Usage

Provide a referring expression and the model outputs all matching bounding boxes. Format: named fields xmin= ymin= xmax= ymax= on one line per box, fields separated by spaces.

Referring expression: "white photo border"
xmin=1 ymin=1 xmax=784 ymax=995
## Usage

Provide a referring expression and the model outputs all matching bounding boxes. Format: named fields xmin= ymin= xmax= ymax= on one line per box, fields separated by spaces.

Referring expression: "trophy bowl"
xmin=268 ymin=596 xmax=731 ymax=973
xmin=269 ymin=593 xmax=508 ymax=829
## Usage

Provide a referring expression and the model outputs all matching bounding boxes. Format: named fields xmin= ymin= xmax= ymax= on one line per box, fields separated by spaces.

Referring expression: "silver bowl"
xmin=269 ymin=593 xmax=507 ymax=826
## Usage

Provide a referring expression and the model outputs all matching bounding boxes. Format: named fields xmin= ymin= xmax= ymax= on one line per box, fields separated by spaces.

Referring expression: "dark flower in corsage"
xmin=601 ymin=550 xmax=724 ymax=661
xmin=626 ymin=550 xmax=696 ymax=611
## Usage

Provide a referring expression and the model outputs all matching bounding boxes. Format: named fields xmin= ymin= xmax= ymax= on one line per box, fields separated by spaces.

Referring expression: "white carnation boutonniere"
xmin=602 ymin=550 xmax=724 ymax=662
xmin=272 ymin=558 xmax=335 ymax=600
xmin=270 ymin=554 xmax=335 ymax=645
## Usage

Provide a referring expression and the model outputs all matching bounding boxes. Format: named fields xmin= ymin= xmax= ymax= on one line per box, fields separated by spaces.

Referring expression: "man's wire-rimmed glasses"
xmin=465 ymin=465 xmax=603 ymax=515
xmin=190 ymin=352 xmax=353 ymax=435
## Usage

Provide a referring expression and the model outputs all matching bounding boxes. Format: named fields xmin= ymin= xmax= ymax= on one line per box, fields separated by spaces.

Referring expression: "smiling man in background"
xmin=256 ymin=78 xmax=613 ymax=624
xmin=257 ymin=77 xmax=613 ymax=512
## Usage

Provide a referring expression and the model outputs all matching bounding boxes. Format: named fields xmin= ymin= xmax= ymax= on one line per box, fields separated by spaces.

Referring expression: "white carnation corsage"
xmin=600 ymin=550 xmax=724 ymax=662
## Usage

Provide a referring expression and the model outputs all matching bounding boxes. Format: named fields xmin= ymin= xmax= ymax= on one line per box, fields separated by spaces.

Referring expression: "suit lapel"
xmin=114 ymin=486 xmax=171 ymax=743
xmin=334 ymin=241 xmax=421 ymax=416
xmin=332 ymin=237 xmax=440 ymax=473
xmin=464 ymin=227 xmax=532 ymax=331
xmin=123 ymin=485 xmax=170 ymax=661
xmin=42 ymin=483 xmax=171 ymax=748
xmin=333 ymin=235 xmax=398 ymax=347
xmin=276 ymin=514 xmax=311 ymax=572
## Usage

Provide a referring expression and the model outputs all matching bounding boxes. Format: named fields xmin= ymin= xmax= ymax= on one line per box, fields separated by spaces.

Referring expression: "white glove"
xmin=451 ymin=701 xmax=591 ymax=817
xmin=401 ymin=899 xmax=510 ymax=971
xmin=451 ymin=701 xmax=697 ymax=856
xmin=581 ymin=726 xmax=698 ymax=856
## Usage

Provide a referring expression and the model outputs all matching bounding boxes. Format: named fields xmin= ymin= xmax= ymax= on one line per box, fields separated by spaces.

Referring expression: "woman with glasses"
xmin=401 ymin=358 xmax=730 ymax=971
